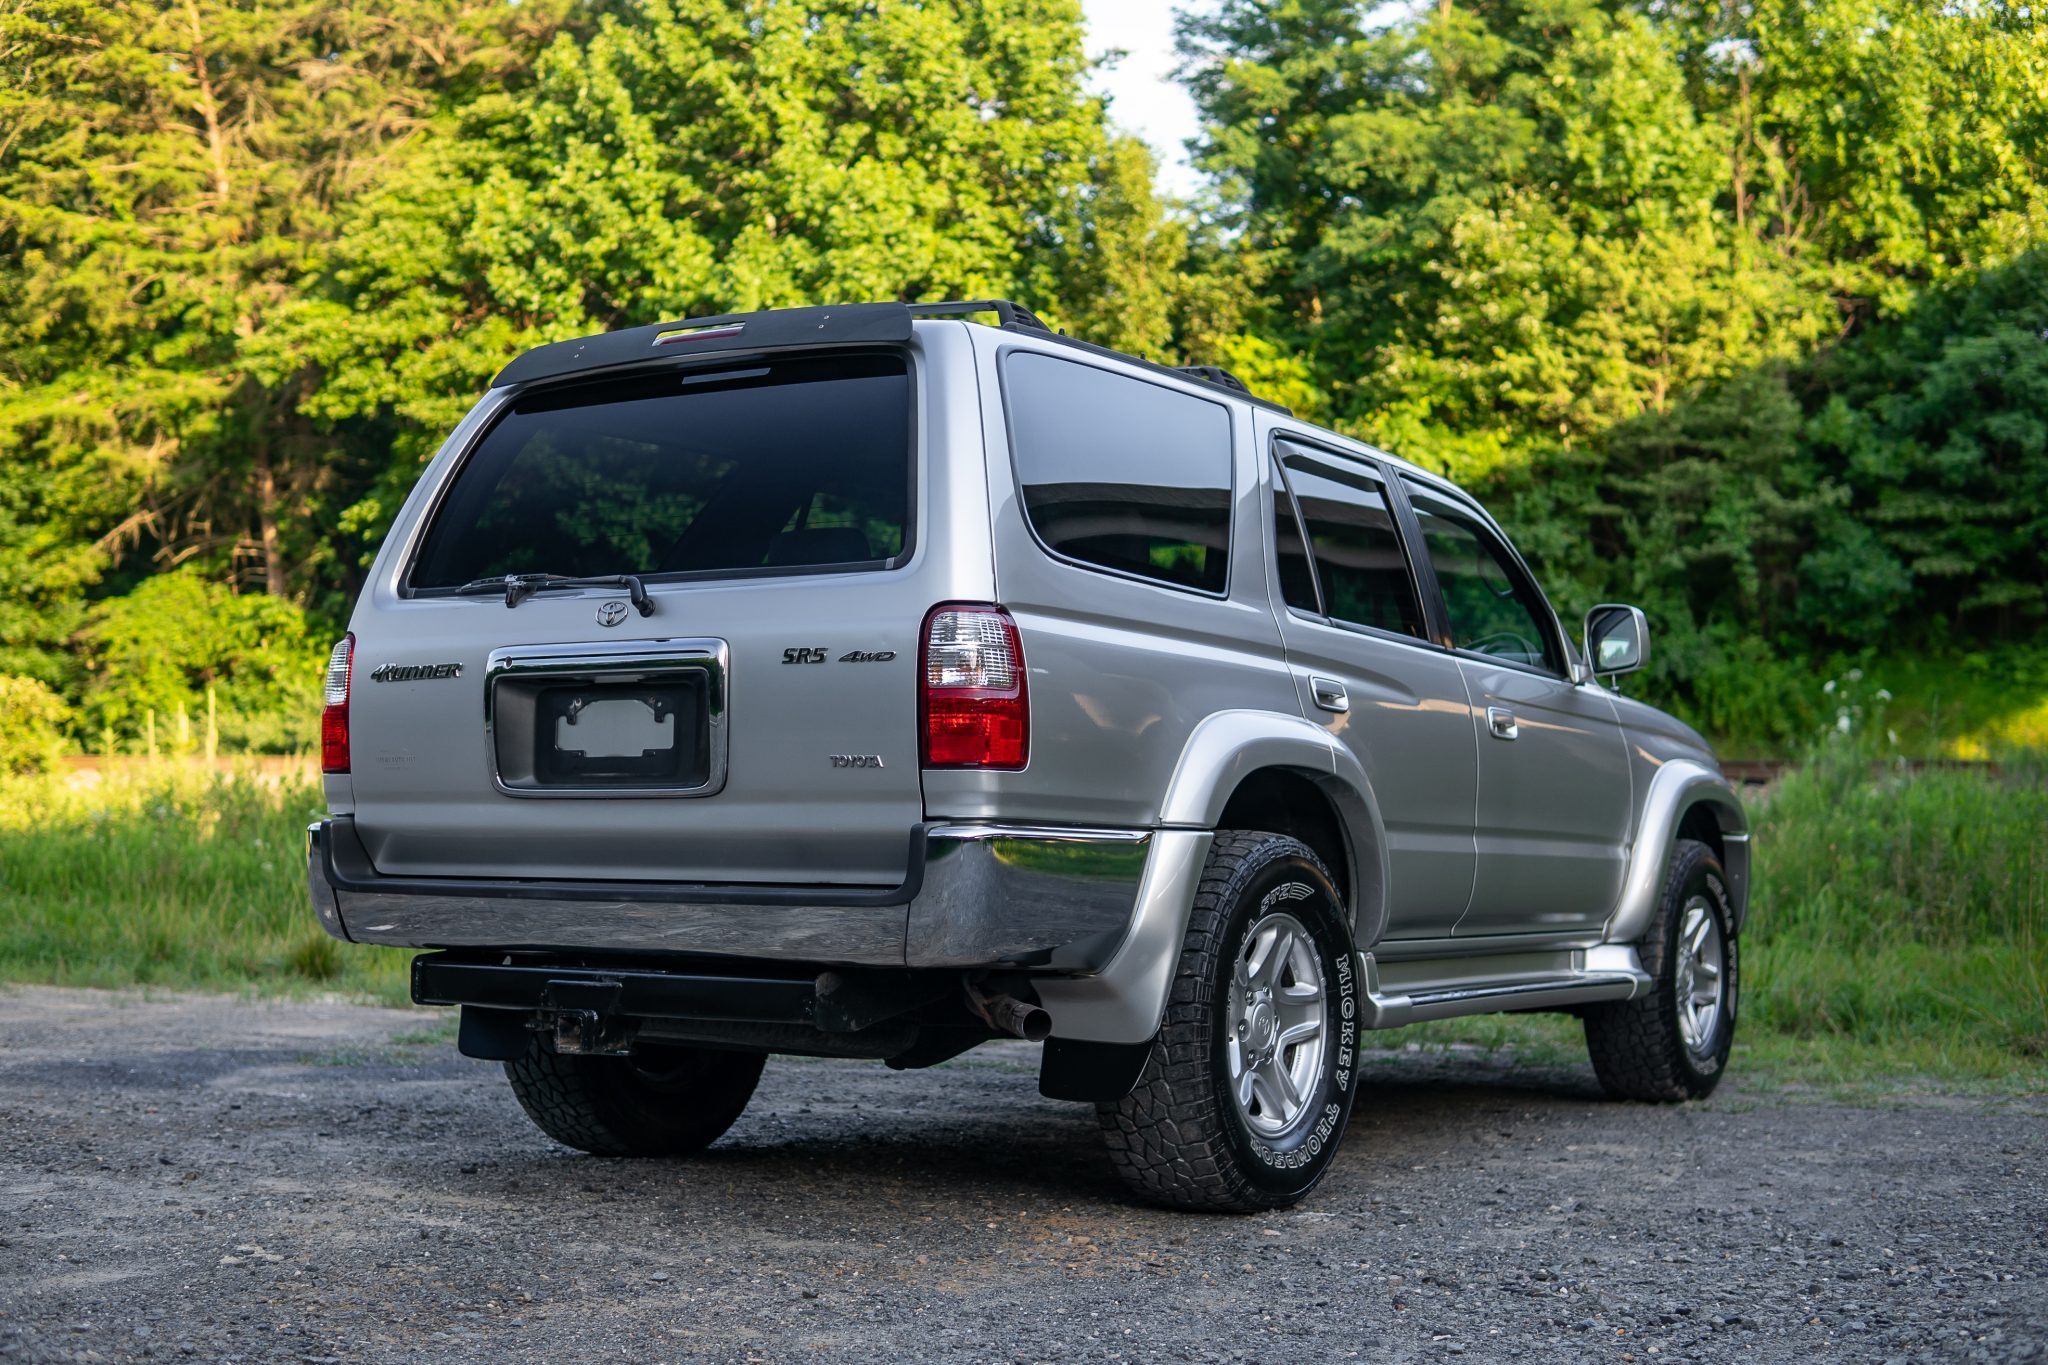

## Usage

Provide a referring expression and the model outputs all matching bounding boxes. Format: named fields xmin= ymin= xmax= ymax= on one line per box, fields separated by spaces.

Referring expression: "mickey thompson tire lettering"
xmin=1096 ymin=831 xmax=1361 ymax=1212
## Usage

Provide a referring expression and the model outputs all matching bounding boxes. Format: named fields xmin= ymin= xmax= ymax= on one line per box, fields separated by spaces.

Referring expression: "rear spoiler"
xmin=491 ymin=303 xmax=913 ymax=389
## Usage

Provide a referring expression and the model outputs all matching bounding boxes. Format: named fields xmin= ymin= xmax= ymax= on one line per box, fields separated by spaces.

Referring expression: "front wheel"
xmin=1097 ymin=832 xmax=1361 ymax=1212
xmin=1582 ymin=837 xmax=1739 ymax=1101
xmin=504 ymin=1040 xmax=765 ymax=1157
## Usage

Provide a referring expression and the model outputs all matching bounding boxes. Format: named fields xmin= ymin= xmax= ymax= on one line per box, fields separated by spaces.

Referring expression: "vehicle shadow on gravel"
xmin=372 ymin=1046 xmax=1624 ymax=1211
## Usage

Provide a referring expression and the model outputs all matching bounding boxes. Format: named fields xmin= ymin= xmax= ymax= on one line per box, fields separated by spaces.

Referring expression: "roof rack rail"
xmin=491 ymin=298 xmax=1292 ymax=415
xmin=1175 ymin=364 xmax=1252 ymax=395
xmin=908 ymin=298 xmax=1291 ymax=416
xmin=907 ymin=299 xmax=1054 ymax=333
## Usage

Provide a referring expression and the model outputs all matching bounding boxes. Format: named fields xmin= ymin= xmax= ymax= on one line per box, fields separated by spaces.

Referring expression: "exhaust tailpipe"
xmin=968 ymin=987 xmax=1052 ymax=1042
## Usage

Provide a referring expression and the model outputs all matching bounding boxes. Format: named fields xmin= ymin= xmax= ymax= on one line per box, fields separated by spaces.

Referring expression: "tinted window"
xmin=1004 ymin=353 xmax=1232 ymax=593
xmin=1270 ymin=455 xmax=1321 ymax=614
xmin=1280 ymin=444 xmax=1425 ymax=638
xmin=1403 ymin=481 xmax=1563 ymax=673
xmin=409 ymin=353 xmax=910 ymax=589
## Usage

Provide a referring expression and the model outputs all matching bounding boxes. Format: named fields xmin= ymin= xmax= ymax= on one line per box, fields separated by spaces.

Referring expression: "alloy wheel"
xmin=1673 ymin=897 xmax=1726 ymax=1055
xmin=1224 ymin=911 xmax=1329 ymax=1138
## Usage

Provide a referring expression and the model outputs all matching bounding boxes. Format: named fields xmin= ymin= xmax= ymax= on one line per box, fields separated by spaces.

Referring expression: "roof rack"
xmin=490 ymin=298 xmax=1288 ymax=414
xmin=1174 ymin=364 xmax=1251 ymax=396
xmin=907 ymin=299 xmax=1054 ymax=333
xmin=910 ymin=298 xmax=1288 ymax=415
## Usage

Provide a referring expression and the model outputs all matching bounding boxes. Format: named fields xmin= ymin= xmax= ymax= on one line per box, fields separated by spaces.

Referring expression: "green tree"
xmin=272 ymin=0 xmax=1110 ymax=554
xmin=0 ymin=0 xmax=583 ymax=664
xmin=1050 ymin=136 xmax=1186 ymax=360
xmin=1180 ymin=0 xmax=1841 ymax=472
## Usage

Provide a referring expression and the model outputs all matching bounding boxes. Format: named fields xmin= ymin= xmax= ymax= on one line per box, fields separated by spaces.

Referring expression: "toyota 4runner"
xmin=308 ymin=300 xmax=1750 ymax=1211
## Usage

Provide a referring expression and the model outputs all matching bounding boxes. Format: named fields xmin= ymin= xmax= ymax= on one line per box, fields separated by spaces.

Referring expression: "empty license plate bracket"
xmin=485 ymin=640 xmax=728 ymax=798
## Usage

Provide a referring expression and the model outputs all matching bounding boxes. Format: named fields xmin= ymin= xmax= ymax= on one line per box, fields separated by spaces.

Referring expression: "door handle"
xmin=1310 ymin=677 xmax=1349 ymax=713
xmin=1487 ymin=706 xmax=1519 ymax=740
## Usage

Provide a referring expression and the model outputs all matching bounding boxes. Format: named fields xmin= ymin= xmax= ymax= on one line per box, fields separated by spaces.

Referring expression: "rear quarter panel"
xmin=918 ymin=330 xmax=1300 ymax=828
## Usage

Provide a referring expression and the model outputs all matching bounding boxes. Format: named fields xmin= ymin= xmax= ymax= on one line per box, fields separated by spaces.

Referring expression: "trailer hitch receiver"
xmin=537 ymin=978 xmax=634 ymax=1056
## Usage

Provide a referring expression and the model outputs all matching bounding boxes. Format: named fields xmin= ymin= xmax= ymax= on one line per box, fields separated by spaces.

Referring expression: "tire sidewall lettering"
xmin=1221 ymin=861 xmax=1359 ymax=1186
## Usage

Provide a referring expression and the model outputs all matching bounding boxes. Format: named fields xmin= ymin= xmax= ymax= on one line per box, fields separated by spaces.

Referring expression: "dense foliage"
xmin=1179 ymin=0 xmax=2048 ymax=749
xmin=1 ymin=0 xmax=2043 ymax=755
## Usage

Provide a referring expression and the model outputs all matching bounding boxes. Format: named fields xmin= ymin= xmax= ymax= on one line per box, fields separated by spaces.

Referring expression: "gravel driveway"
xmin=0 ymin=985 xmax=2041 ymax=1363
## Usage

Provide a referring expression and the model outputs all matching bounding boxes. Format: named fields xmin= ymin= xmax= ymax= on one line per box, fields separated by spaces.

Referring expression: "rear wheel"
xmin=1097 ymin=832 xmax=1360 ymax=1212
xmin=504 ymin=1040 xmax=765 ymax=1157
xmin=1582 ymin=838 xmax=1739 ymax=1101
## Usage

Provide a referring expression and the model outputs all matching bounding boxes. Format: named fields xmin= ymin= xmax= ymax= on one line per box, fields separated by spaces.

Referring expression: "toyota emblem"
xmin=594 ymin=600 xmax=630 ymax=628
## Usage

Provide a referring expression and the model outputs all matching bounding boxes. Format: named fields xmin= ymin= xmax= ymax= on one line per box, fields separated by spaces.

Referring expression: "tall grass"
xmin=0 ymin=766 xmax=410 ymax=1003
xmin=1739 ymin=746 xmax=2047 ymax=1079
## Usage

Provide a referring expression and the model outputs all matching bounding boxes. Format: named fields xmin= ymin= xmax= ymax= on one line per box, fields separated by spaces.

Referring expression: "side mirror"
xmin=1583 ymin=604 xmax=1649 ymax=678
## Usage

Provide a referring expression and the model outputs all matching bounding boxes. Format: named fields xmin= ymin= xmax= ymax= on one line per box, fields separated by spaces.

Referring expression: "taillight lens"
xmin=321 ymin=634 xmax=353 ymax=774
xmin=920 ymin=605 xmax=1028 ymax=769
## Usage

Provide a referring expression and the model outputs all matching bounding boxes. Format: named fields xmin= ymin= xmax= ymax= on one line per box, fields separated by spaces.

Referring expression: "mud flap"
xmin=457 ymin=1005 xmax=530 ymax=1061
xmin=1038 ymin=1036 xmax=1154 ymax=1102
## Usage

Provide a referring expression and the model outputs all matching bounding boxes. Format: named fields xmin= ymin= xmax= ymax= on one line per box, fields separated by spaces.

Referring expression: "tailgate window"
xmin=409 ymin=352 xmax=912 ymax=590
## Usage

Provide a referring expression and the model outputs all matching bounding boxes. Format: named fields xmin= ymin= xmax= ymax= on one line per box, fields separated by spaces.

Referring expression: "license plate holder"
xmin=535 ymin=682 xmax=699 ymax=785
xmin=485 ymin=641 xmax=727 ymax=797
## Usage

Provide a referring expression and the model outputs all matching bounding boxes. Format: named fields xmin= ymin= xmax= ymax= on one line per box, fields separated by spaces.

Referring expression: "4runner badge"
xmin=370 ymin=662 xmax=462 ymax=682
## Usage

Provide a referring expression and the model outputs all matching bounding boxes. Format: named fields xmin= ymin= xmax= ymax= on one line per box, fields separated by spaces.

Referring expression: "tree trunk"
xmin=252 ymin=444 xmax=286 ymax=596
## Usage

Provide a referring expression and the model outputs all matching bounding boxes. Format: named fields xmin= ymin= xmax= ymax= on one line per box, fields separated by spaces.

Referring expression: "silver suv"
xmin=308 ymin=301 xmax=1749 ymax=1211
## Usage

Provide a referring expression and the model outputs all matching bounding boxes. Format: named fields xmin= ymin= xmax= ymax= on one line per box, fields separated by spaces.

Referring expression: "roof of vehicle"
xmin=490 ymin=300 xmax=1293 ymax=416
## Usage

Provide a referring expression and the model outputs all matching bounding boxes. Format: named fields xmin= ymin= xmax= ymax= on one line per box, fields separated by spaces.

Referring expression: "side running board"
xmin=1357 ymin=946 xmax=1653 ymax=1030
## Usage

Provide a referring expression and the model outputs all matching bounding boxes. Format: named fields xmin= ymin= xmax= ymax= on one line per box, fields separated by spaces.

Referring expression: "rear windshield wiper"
xmin=454 ymin=573 xmax=655 ymax=616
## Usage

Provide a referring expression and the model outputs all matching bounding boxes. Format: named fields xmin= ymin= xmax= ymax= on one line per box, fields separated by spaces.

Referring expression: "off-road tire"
xmin=1097 ymin=831 xmax=1361 ymax=1212
xmin=504 ymin=1040 xmax=766 ymax=1157
xmin=1583 ymin=838 xmax=1739 ymax=1101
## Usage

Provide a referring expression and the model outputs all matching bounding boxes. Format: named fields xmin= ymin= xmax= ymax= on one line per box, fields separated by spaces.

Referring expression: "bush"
xmin=0 ymin=675 xmax=71 ymax=773
xmin=73 ymin=569 xmax=321 ymax=754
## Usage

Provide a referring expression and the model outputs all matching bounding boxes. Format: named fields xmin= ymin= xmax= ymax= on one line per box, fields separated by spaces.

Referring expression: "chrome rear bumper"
xmin=308 ymin=817 xmax=1149 ymax=970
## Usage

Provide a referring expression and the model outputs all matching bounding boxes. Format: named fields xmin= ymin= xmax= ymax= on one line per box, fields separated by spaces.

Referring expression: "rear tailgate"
xmin=342 ymin=343 xmax=967 ymax=886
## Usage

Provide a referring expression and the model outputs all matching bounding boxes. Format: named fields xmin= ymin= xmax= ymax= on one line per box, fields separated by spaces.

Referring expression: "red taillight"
xmin=920 ymin=604 xmax=1028 ymax=770
xmin=321 ymin=634 xmax=353 ymax=774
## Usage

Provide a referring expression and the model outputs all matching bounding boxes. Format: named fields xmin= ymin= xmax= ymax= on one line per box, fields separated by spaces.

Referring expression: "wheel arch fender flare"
xmin=1605 ymin=759 xmax=1751 ymax=944
xmin=1037 ymin=711 xmax=1391 ymax=1048
xmin=1158 ymin=709 xmax=1391 ymax=948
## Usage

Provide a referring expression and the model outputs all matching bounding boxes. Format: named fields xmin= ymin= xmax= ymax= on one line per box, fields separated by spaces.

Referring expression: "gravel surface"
xmin=0 ymin=985 xmax=2042 ymax=1363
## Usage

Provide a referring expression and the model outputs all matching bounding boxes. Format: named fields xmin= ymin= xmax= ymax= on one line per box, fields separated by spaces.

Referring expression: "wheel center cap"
xmin=1248 ymin=1001 xmax=1277 ymax=1049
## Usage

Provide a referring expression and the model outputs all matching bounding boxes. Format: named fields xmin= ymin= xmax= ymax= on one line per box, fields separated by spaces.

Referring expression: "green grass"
xmin=0 ymin=750 xmax=2042 ymax=1094
xmin=1874 ymin=646 xmax=2048 ymax=759
xmin=0 ymin=765 xmax=412 ymax=1004
xmin=1738 ymin=744 xmax=2048 ymax=1086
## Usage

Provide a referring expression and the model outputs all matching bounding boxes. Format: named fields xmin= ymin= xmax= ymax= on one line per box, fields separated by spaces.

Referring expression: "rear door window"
xmin=1276 ymin=442 xmax=1425 ymax=638
xmin=1002 ymin=352 xmax=1233 ymax=594
xmin=408 ymin=352 xmax=912 ymax=590
xmin=1270 ymin=454 xmax=1321 ymax=615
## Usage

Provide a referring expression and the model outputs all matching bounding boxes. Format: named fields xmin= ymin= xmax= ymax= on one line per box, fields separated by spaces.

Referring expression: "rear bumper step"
xmin=414 ymin=953 xmax=968 ymax=1061
xmin=309 ymin=817 xmax=1150 ymax=970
